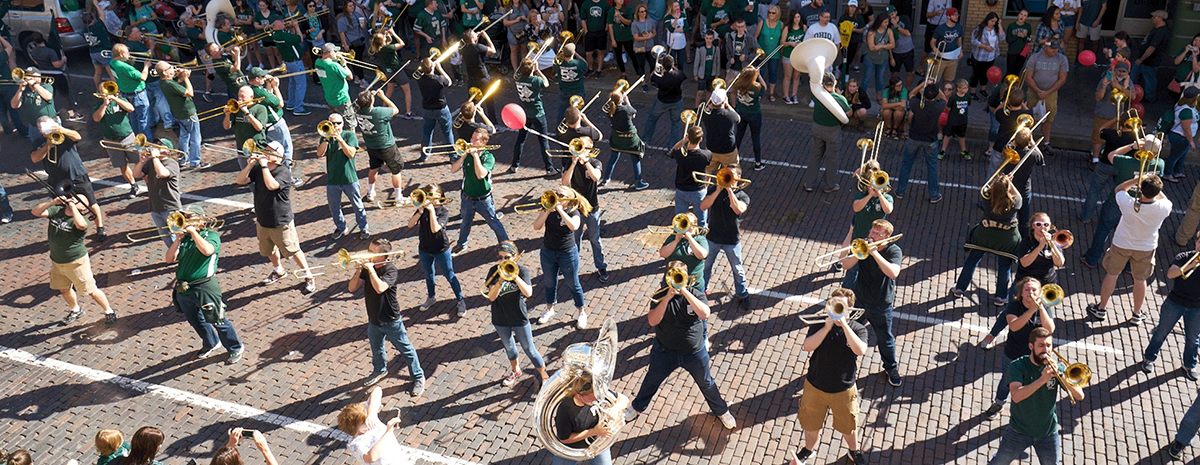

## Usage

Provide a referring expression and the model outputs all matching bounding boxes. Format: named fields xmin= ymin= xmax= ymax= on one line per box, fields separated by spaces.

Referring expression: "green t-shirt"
xmin=125 ymin=41 xmax=158 ymax=84
xmin=131 ymin=4 xmax=159 ymax=34
xmin=252 ymin=85 xmax=283 ymax=122
xmin=185 ymin=25 xmax=206 ymax=50
xmin=217 ymin=29 xmax=236 ymax=48
xmin=462 ymin=151 xmax=495 ymax=198
xmin=378 ymin=44 xmax=404 ymax=73
xmin=851 ymin=190 xmax=891 ymax=239
xmin=608 ymin=5 xmax=634 ymax=42
xmin=95 ymin=99 xmax=133 ymax=139
xmin=47 ymin=205 xmax=88 ymax=264
xmin=176 ymin=229 xmax=221 ymax=282
xmin=662 ymin=235 xmax=709 ymax=291
xmin=233 ymin=104 xmax=271 ymax=150
xmin=782 ymin=27 xmax=805 ymax=58
xmin=415 ymin=9 xmax=442 ymax=39
xmin=1111 ymin=153 xmax=1165 ymax=201
xmin=1006 ymin=356 xmax=1066 ymax=438
xmin=460 ymin=0 xmax=483 ymax=28
xmin=273 ymin=30 xmax=304 ymax=62
xmin=362 ymin=107 xmax=396 ymax=149
xmin=813 ymin=91 xmax=850 ymax=126
xmin=160 ymin=79 xmax=197 ymax=120
xmin=212 ymin=55 xmax=233 ymax=84
xmin=515 ymin=75 xmax=545 ymax=118
xmin=582 ymin=0 xmax=610 ymax=32
xmin=315 ymin=58 xmax=350 ymax=106
xmin=20 ymin=84 xmax=56 ymax=125
xmin=253 ymin=10 xmax=282 ymax=34
xmin=734 ymin=86 xmax=762 ymax=114
xmin=558 ymin=58 xmax=588 ymax=96
xmin=706 ymin=5 xmax=733 ymax=35
xmin=701 ymin=45 xmax=717 ymax=77
xmin=110 ymin=59 xmax=146 ymax=93
xmin=1006 ymin=22 xmax=1032 ymax=54
xmin=883 ymin=87 xmax=908 ymax=103
xmin=324 ymin=130 xmax=360 ymax=185
xmin=97 ymin=443 xmax=130 ymax=465
xmin=85 ymin=21 xmax=112 ymax=54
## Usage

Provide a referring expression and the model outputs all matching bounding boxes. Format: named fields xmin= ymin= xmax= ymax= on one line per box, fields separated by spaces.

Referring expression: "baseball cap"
xmin=710 ymin=88 xmax=727 ymax=106
xmin=157 ymin=138 xmax=175 ymax=150
xmin=184 ymin=205 xmax=206 ymax=217
xmin=1185 ymin=86 xmax=1200 ymax=99
xmin=1114 ymin=61 xmax=1130 ymax=71
xmin=886 ymin=5 xmax=896 ymax=13
xmin=247 ymin=67 xmax=269 ymax=78
xmin=1046 ymin=39 xmax=1061 ymax=49
xmin=847 ymin=0 xmax=857 ymax=5
xmin=24 ymin=67 xmax=41 ymax=76
xmin=946 ymin=7 xmax=958 ymax=16
xmin=322 ymin=43 xmax=342 ymax=54
xmin=267 ymin=141 xmax=285 ymax=155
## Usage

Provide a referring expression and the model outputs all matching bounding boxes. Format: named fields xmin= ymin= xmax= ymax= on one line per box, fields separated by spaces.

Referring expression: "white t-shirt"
xmin=1112 ymin=190 xmax=1172 ymax=251
xmin=345 ymin=415 xmax=414 ymax=465
xmin=1053 ymin=0 xmax=1079 ymax=17
xmin=927 ymin=0 xmax=951 ymax=26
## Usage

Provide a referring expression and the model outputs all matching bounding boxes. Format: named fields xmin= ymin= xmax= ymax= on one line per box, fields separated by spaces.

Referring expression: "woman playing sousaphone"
xmin=547 ymin=373 xmax=630 ymax=464
xmin=950 ymin=174 xmax=1023 ymax=307
xmin=599 ymin=90 xmax=648 ymax=189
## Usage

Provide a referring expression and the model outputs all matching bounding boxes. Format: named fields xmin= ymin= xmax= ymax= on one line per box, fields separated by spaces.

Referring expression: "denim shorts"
xmin=90 ymin=51 xmax=111 ymax=67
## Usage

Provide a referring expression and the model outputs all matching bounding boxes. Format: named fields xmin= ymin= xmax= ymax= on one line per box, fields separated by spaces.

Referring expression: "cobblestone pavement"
xmin=0 ymin=69 xmax=1196 ymax=465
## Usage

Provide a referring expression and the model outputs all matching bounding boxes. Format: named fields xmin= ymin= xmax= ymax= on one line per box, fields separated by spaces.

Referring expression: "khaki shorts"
xmin=1092 ymin=116 xmax=1116 ymax=145
xmin=797 ymin=379 xmax=859 ymax=435
xmin=1026 ymin=90 xmax=1059 ymax=124
xmin=1076 ymin=23 xmax=1101 ymax=41
xmin=106 ymin=133 xmax=139 ymax=168
xmin=936 ymin=57 xmax=958 ymax=83
xmin=256 ymin=221 xmax=302 ymax=259
xmin=706 ymin=150 xmax=739 ymax=173
xmin=49 ymin=254 xmax=99 ymax=295
xmin=1102 ymin=244 xmax=1156 ymax=280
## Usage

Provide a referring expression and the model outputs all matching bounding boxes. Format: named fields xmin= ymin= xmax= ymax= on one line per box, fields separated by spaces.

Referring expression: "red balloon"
xmin=1078 ymin=50 xmax=1097 ymax=67
xmin=1133 ymin=85 xmax=1145 ymax=104
xmin=1131 ymin=102 xmax=1145 ymax=119
xmin=153 ymin=2 xmax=177 ymax=20
xmin=501 ymin=103 xmax=526 ymax=130
xmin=986 ymin=66 xmax=1003 ymax=84
xmin=938 ymin=111 xmax=949 ymax=127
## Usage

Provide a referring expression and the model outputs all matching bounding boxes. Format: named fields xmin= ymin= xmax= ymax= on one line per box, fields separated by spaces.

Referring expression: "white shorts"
xmin=1075 ymin=23 xmax=1101 ymax=41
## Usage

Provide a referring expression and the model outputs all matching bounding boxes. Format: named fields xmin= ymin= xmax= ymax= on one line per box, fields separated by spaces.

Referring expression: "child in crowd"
xmin=96 ymin=429 xmax=130 ymax=465
xmin=694 ymin=30 xmax=724 ymax=107
xmin=942 ymin=79 xmax=972 ymax=160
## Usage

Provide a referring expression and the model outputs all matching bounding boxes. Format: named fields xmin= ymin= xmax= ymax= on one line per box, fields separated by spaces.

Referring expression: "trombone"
xmin=554 ymin=31 xmax=577 ymax=65
xmin=600 ymin=75 xmax=646 ymax=113
xmin=522 ymin=36 xmax=555 ymax=64
xmin=407 ymin=189 xmax=453 ymax=207
xmin=557 ymin=90 xmax=602 ymax=134
xmin=411 ymin=42 xmax=462 ymax=79
xmin=1048 ymin=229 xmax=1073 ymax=250
xmin=99 ymin=133 xmax=187 ymax=160
xmin=649 ymin=265 xmax=699 ymax=304
xmin=678 ymin=109 xmax=699 ymax=156
xmin=282 ymin=8 xmax=330 ymax=24
xmin=480 ymin=254 xmax=523 ymax=296
xmin=918 ymin=40 xmax=949 ymax=109
xmin=1182 ymin=251 xmax=1200 ymax=279
xmin=317 ymin=120 xmax=337 ymax=138
xmin=650 ymin=44 xmax=667 ymax=76
xmin=1000 ymin=70 xmax=1027 ymax=115
xmin=10 ymin=68 xmax=54 ymax=85
xmin=291 ymin=248 xmax=406 ymax=278
xmin=798 ymin=298 xmax=866 ymax=325
xmin=693 ymin=167 xmax=752 ymax=191
xmin=94 ymin=80 xmax=120 ymax=99
xmin=727 ymin=44 xmax=784 ymax=89
xmin=453 ymin=79 xmax=502 ymax=128
xmin=421 ymin=138 xmax=500 ymax=157
xmin=472 ymin=9 xmax=511 ymax=33
xmin=24 ymin=169 xmax=96 ymax=221
xmin=645 ymin=213 xmax=708 ymax=237
xmin=814 ymin=234 xmax=904 ymax=268
xmin=195 ymin=97 xmax=266 ymax=122
xmin=548 ymin=137 xmax=601 ymax=158
xmin=513 ymin=190 xmax=580 ymax=214
xmin=854 ymin=122 xmax=888 ymax=192
xmin=311 ymin=47 xmax=378 ymax=70
xmin=125 ymin=211 xmax=224 ymax=243
xmin=1040 ymin=283 xmax=1065 ymax=307
xmin=145 ymin=32 xmax=193 ymax=49
xmin=1043 ymin=349 xmax=1090 ymax=403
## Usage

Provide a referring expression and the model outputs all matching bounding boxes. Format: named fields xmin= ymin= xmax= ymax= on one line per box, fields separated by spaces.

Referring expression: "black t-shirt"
xmin=361 ymin=263 xmax=402 ymax=325
xmin=1007 ymin=146 xmax=1043 ymax=193
xmin=42 ymin=139 xmax=89 ymax=184
xmin=611 ymin=104 xmax=636 ymax=133
xmin=248 ymin=164 xmax=294 ymax=228
xmin=569 ymin=158 xmax=602 ymax=209
xmin=674 ymin=148 xmax=711 ymax=191
xmin=987 ymin=88 xmax=1004 ymax=110
xmin=853 ymin=244 xmax=901 ymax=309
xmin=543 ymin=210 xmax=579 ymax=251
xmin=461 ymin=42 xmax=490 ymax=82
xmin=455 ymin=120 xmax=488 ymax=144
xmin=706 ymin=187 xmax=750 ymax=245
xmin=1170 ymin=251 xmax=1200 ymax=308
xmin=557 ymin=125 xmax=603 ymax=169
xmin=1099 ymin=129 xmax=1135 ymax=166
xmin=418 ymin=74 xmax=451 ymax=110
xmin=140 ymin=157 xmax=183 ymax=213
xmin=650 ymin=286 xmax=707 ymax=353
xmin=907 ymin=96 xmax=945 ymax=143
xmin=805 ymin=320 xmax=870 ymax=393
xmin=490 ymin=265 xmax=532 ymax=326
xmin=652 ymin=69 xmax=686 ymax=103
xmin=418 ymin=206 xmax=452 ymax=253
xmin=702 ymin=107 xmax=740 ymax=153
xmin=1003 ymin=300 xmax=1049 ymax=360
xmin=1014 ymin=235 xmax=1058 ymax=284
xmin=554 ymin=398 xmax=599 ymax=450
xmin=993 ymin=108 xmax=1034 ymax=152
xmin=1142 ymin=25 xmax=1170 ymax=67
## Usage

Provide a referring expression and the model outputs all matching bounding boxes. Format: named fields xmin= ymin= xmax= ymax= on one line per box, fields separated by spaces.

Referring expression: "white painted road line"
xmin=0 ymin=345 xmax=482 ymax=465
xmin=90 ymin=177 xmax=254 ymax=209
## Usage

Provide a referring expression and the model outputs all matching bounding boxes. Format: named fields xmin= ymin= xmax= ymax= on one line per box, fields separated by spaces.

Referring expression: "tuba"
xmin=205 ymin=0 xmax=236 ymax=44
xmin=533 ymin=318 xmax=629 ymax=461
xmin=789 ymin=38 xmax=849 ymax=124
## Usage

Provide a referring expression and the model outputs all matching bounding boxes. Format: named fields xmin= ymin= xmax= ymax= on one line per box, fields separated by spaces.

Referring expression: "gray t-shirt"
xmin=633 ymin=19 xmax=655 ymax=51
xmin=337 ymin=10 xmax=368 ymax=45
xmin=1024 ymin=50 xmax=1069 ymax=91
xmin=30 ymin=46 xmax=63 ymax=74
xmin=141 ymin=157 xmax=183 ymax=213
xmin=1093 ymin=77 xmax=1128 ymax=119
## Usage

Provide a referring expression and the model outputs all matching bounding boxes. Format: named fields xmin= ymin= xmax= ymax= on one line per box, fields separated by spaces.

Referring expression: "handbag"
xmin=1020 ymin=44 xmax=1031 ymax=57
xmin=967 ymin=55 xmax=977 ymax=67
xmin=1177 ymin=72 xmax=1200 ymax=92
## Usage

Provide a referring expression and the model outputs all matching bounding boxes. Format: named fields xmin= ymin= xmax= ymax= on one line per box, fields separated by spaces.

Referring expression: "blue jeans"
xmin=177 ymin=116 xmax=202 ymax=166
xmin=1081 ymin=162 xmax=1115 ymax=222
xmin=1177 ymin=392 xmax=1200 ymax=446
xmin=988 ymin=106 xmax=1000 ymax=145
xmin=1134 ymin=63 xmax=1159 ymax=103
xmin=642 ymin=99 xmax=682 ymax=148
xmin=0 ymin=182 xmax=11 ymax=216
xmin=995 ymin=352 xmax=1014 ymax=403
xmin=858 ymin=304 xmax=898 ymax=371
xmin=674 ymin=188 xmax=708 ymax=227
xmin=179 ymin=292 xmax=243 ymax=353
xmin=988 ymin=427 xmax=1060 ymax=465
xmin=540 ymin=246 xmax=585 ymax=309
xmin=494 ymin=323 xmax=546 ymax=367
xmin=703 ymin=241 xmax=748 ymax=298
xmin=145 ymin=80 xmax=174 ymax=130
xmin=150 ymin=209 xmax=176 ymax=247
xmin=763 ymin=58 xmax=780 ymax=84
xmin=1144 ymin=299 xmax=1200 ymax=369
xmin=954 ymin=249 xmax=1013 ymax=300
xmin=630 ymin=339 xmax=729 ymax=415
xmin=266 ymin=120 xmax=294 ymax=162
xmin=602 ymin=149 xmax=644 ymax=185
xmin=841 ymin=264 xmax=859 ymax=289
xmin=735 ymin=112 xmax=763 ymax=164
xmin=513 ymin=113 xmax=552 ymax=169
xmin=896 ymin=139 xmax=940 ymax=199
xmin=284 ymin=60 xmax=308 ymax=112
xmin=126 ymin=90 xmax=151 ymax=139
xmin=422 ymin=106 xmax=454 ymax=149
xmin=419 ymin=249 xmax=463 ymax=300
xmin=325 ymin=183 xmax=368 ymax=232
xmin=1018 ymin=188 xmax=1032 ymax=232
xmin=1083 ymin=197 xmax=1122 ymax=266
xmin=456 ymin=193 xmax=509 ymax=248
xmin=367 ymin=319 xmax=424 ymax=378
xmin=556 ymin=90 xmax=584 ymax=126
xmin=1167 ymin=132 xmax=1190 ymax=178
xmin=573 ymin=209 xmax=607 ymax=271
xmin=862 ymin=59 xmax=888 ymax=95
xmin=549 ymin=449 xmax=611 ymax=465
xmin=0 ymin=86 xmax=26 ymax=137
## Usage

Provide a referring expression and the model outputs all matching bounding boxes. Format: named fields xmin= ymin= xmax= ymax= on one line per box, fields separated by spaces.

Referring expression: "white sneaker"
xmin=808 ymin=100 xmax=815 ymax=108
xmin=537 ymin=305 xmax=557 ymax=324
xmin=718 ymin=411 xmax=736 ymax=429
xmin=419 ymin=296 xmax=436 ymax=311
xmin=623 ymin=405 xmax=639 ymax=422
xmin=576 ymin=310 xmax=588 ymax=329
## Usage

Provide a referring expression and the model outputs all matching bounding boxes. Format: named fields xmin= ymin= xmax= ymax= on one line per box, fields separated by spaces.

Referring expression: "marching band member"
xmin=1141 ymin=231 xmax=1200 ymax=380
xmin=92 ymin=83 xmax=142 ymax=199
xmin=316 ymin=113 xmax=370 ymax=239
xmin=165 ymin=206 xmax=245 ymax=364
xmin=31 ymin=117 xmax=107 ymax=239
xmin=406 ymin=184 xmax=465 ymax=315
xmin=670 ymin=126 xmax=713 ymax=227
xmin=32 ymin=192 xmax=117 ymax=327
xmin=984 ymin=277 xmax=1056 ymax=421
xmin=950 ymin=174 xmax=1021 ymax=307
xmin=841 ymin=218 xmax=903 ymax=387
xmin=247 ymin=67 xmax=292 ymax=163
xmin=156 ymin=62 xmax=208 ymax=170
xmin=223 ymin=86 xmax=269 ymax=170
xmin=271 ymin=19 xmax=312 ymax=117
xmin=461 ymin=30 xmax=497 ymax=123
xmin=357 ymin=90 xmax=405 ymax=205
xmin=12 ymin=67 xmax=59 ymax=145
xmin=485 ymin=240 xmax=550 ymax=386
xmin=836 ymin=161 xmax=893 ymax=288
xmin=1004 ymin=128 xmax=1045 ymax=232
xmin=561 ymin=137 xmax=610 ymax=283
xmin=981 ymin=213 xmax=1065 ymax=350
xmin=659 ymin=212 xmax=710 ymax=291
xmin=702 ymin=89 xmax=741 ymax=174
xmin=701 ymin=166 xmax=751 ymax=308
xmin=208 ymin=42 xmax=247 ymax=101
xmin=551 ymin=374 xmax=628 ymax=464
xmin=349 ymin=238 xmax=427 ymax=395
xmin=555 ymin=43 xmax=587 ymax=125
xmin=1170 ymin=393 xmax=1200 ymax=460
xmin=534 ymin=185 xmax=592 ymax=329
xmin=315 ymin=43 xmax=358 ymax=131
xmin=1086 ymin=173 xmax=1171 ymax=326
xmin=788 ymin=288 xmax=868 ymax=465
xmin=0 ymin=35 xmax=27 ymax=140
xmin=894 ymin=85 xmax=945 ymax=203
xmin=1081 ymin=134 xmax=1165 ymax=269
xmin=731 ymin=68 xmax=766 ymax=171
xmin=451 ymin=128 xmax=510 ymax=256
xmin=624 ymin=261 xmax=737 ymax=430
xmin=642 ymin=54 xmax=685 ymax=151
xmin=801 ymin=73 xmax=851 ymax=194
xmin=600 ymin=91 xmax=646 ymax=189
xmin=368 ymin=29 xmax=413 ymax=120
xmin=987 ymin=328 xmax=1083 ymax=465
xmin=556 ymin=106 xmax=601 ymax=170
xmin=454 ymin=100 xmax=496 ymax=145
xmin=416 ymin=56 xmax=455 ymax=164
xmin=512 ymin=58 xmax=557 ymax=174
xmin=131 ymin=139 xmax=183 ymax=247
xmin=235 ymin=141 xmax=318 ymax=295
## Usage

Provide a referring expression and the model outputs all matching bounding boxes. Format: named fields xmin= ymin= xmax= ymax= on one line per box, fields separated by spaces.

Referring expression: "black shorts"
xmin=60 ymin=177 xmax=98 ymax=207
xmin=946 ymin=123 xmax=968 ymax=138
xmin=698 ymin=75 xmax=716 ymax=92
xmin=585 ymin=31 xmax=607 ymax=53
xmin=367 ymin=145 xmax=404 ymax=173
xmin=383 ymin=68 xmax=411 ymax=86
xmin=891 ymin=50 xmax=915 ymax=73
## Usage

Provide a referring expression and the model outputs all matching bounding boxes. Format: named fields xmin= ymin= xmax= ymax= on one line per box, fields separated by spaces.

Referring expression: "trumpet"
xmin=421 ymin=138 xmax=501 ymax=157
xmin=408 ymin=189 xmax=453 ymax=207
xmin=693 ymin=167 xmax=752 ymax=190
xmin=453 ymin=80 xmax=502 ymax=128
xmin=411 ymin=42 xmax=462 ymax=79
xmin=481 ymin=254 xmax=523 ymax=296
xmin=317 ymin=120 xmax=337 ymax=138
xmin=513 ymin=190 xmax=580 ymax=214
xmin=557 ymin=91 xmax=603 ymax=134
xmin=814 ymin=234 xmax=904 ymax=268
xmin=1043 ymin=349 xmax=1090 ymax=403
xmin=649 ymin=265 xmax=698 ymax=304
xmin=600 ymin=75 xmax=645 ymax=113
xmin=798 ymin=298 xmax=866 ymax=325
xmin=1049 ymin=229 xmax=1073 ymax=249
xmin=548 ymin=137 xmax=601 ymax=158
xmin=554 ymin=31 xmax=576 ymax=65
xmin=126 ymin=211 xmax=224 ymax=243
xmin=1182 ymin=251 xmax=1200 ymax=279
xmin=645 ymin=213 xmax=709 ymax=237
xmin=93 ymin=81 xmax=119 ymax=99
xmin=291 ymin=248 xmax=407 ymax=278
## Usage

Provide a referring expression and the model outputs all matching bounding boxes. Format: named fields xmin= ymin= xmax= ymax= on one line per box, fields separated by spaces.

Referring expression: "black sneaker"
xmin=507 ymin=166 xmax=520 ymax=174
xmin=95 ymin=226 xmax=108 ymax=241
xmin=1141 ymin=359 xmax=1155 ymax=373
xmin=961 ymin=150 xmax=971 ymax=161
xmin=359 ymin=229 xmax=371 ymax=240
xmin=984 ymin=401 xmax=1003 ymax=419
xmin=363 ymin=371 xmax=387 ymax=387
xmin=1185 ymin=366 xmax=1199 ymax=381
xmin=1169 ymin=440 xmax=1187 ymax=460
xmin=201 ymin=91 xmax=212 ymax=103
xmin=127 ymin=184 xmax=139 ymax=199
xmin=61 ymin=308 xmax=84 ymax=325
xmin=196 ymin=346 xmax=220 ymax=359
xmin=194 ymin=162 xmax=213 ymax=170
xmin=332 ymin=227 xmax=347 ymax=240
xmin=226 ymin=349 xmax=243 ymax=365
xmin=598 ymin=268 xmax=611 ymax=283
xmin=1128 ymin=312 xmax=1144 ymax=326
xmin=451 ymin=244 xmax=466 ymax=256
xmin=831 ymin=262 xmax=843 ymax=272
xmin=887 ymin=368 xmax=902 ymax=387
xmin=104 ymin=311 xmax=117 ymax=327
xmin=790 ymin=447 xmax=813 ymax=465
xmin=847 ymin=450 xmax=866 ymax=464
xmin=754 ymin=162 xmax=765 ymax=171
xmin=262 ymin=270 xmax=285 ymax=286
xmin=929 ymin=193 xmax=943 ymax=204
xmin=937 ymin=150 xmax=946 ymax=160
xmin=1086 ymin=303 xmax=1107 ymax=321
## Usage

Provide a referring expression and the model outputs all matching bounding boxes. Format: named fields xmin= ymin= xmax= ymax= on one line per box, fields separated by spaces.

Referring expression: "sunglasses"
xmin=1033 ymin=222 xmax=1051 ymax=227
xmin=331 ymin=121 xmax=344 ymax=124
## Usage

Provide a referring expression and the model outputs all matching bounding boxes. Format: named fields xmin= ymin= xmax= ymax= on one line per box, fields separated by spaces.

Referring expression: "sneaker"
xmin=633 ymin=181 xmax=650 ymax=190
xmin=411 ymin=377 xmax=426 ymax=396
xmin=1086 ymin=303 xmax=1107 ymax=321
xmin=501 ymin=370 xmax=522 ymax=387
xmin=1141 ymin=359 xmax=1155 ymax=374
xmin=576 ymin=310 xmax=588 ymax=329
xmin=104 ymin=311 xmax=117 ymax=327
xmin=127 ymin=184 xmax=139 ymax=199
xmin=538 ymin=305 xmax=558 ymax=324
xmin=1169 ymin=439 xmax=1186 ymax=460
xmin=822 ymin=184 xmax=840 ymax=194
xmin=938 ymin=150 xmax=946 ymax=160
xmin=456 ymin=299 xmax=466 ymax=317
xmin=506 ymin=166 xmax=520 ymax=174
xmin=831 ymin=262 xmax=843 ymax=272
xmin=451 ymin=244 xmax=466 ymax=256
xmin=808 ymin=100 xmax=815 ymax=108
xmin=403 ymin=112 xmax=416 ymax=120
xmin=980 ymin=335 xmax=999 ymax=350
xmin=804 ymin=186 xmax=815 ymax=193
xmin=1079 ymin=257 xmax=1098 ymax=269
xmin=929 ymin=193 xmax=943 ymax=204
xmin=961 ymin=150 xmax=971 ymax=161
xmin=293 ymin=108 xmax=312 ymax=116
xmin=303 ymin=278 xmax=316 ymax=294
xmin=194 ymin=162 xmax=213 ymax=170
xmin=717 ymin=411 xmax=736 ymax=429
xmin=363 ymin=371 xmax=387 ymax=387
xmin=886 ymin=368 xmax=902 ymax=387
xmin=196 ymin=346 xmax=220 ymax=359
xmin=623 ymin=405 xmax=639 ymax=422
xmin=1 ymin=213 xmax=12 ymax=224
xmin=598 ymin=268 xmax=611 ymax=283
xmin=1186 ymin=366 xmax=1199 ymax=381
xmin=364 ymin=190 xmax=376 ymax=204
xmin=419 ymin=296 xmax=436 ymax=311
xmin=261 ymin=270 xmax=285 ymax=286
xmin=226 ymin=349 xmax=243 ymax=365
xmin=285 ymin=106 xmax=294 ymax=111
xmin=789 ymin=448 xmax=813 ymax=465
xmin=754 ymin=162 xmax=765 ymax=171
xmin=847 ymin=450 xmax=866 ymax=464
xmin=359 ymin=229 xmax=371 ymax=240
xmin=992 ymin=297 xmax=1008 ymax=307
xmin=1129 ymin=312 xmax=1144 ymax=326
xmin=546 ymin=166 xmax=562 ymax=175
xmin=949 ymin=287 xmax=964 ymax=298
xmin=984 ymin=401 xmax=1003 ymax=419
xmin=892 ymin=192 xmax=904 ymax=199
xmin=67 ymin=112 xmax=85 ymax=122
xmin=202 ymin=91 xmax=213 ymax=102
xmin=96 ymin=226 xmax=108 ymax=241
xmin=61 ymin=308 xmax=83 ymax=324
xmin=332 ymin=227 xmax=348 ymax=239
xmin=980 ymin=89 xmax=989 ymax=98
xmin=598 ymin=178 xmax=610 ymax=187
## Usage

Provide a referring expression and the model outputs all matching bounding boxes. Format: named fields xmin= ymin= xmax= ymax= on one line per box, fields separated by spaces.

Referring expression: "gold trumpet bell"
xmin=711 ymin=78 xmax=726 ymax=91
xmin=1041 ymin=283 xmax=1065 ymax=307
